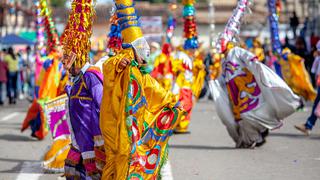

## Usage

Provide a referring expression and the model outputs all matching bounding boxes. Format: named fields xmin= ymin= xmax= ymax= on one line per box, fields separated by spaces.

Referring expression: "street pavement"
xmin=0 ymin=99 xmax=319 ymax=180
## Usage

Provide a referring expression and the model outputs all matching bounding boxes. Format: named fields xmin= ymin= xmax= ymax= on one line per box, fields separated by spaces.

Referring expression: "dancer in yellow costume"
xmin=192 ymin=49 xmax=206 ymax=99
xmin=171 ymin=49 xmax=193 ymax=133
xmin=250 ymin=38 xmax=265 ymax=62
xmin=280 ymin=48 xmax=316 ymax=101
xmin=171 ymin=0 xmax=199 ymax=133
xmin=151 ymin=43 xmax=174 ymax=91
xmin=209 ymin=52 xmax=223 ymax=80
xmin=100 ymin=0 xmax=184 ymax=179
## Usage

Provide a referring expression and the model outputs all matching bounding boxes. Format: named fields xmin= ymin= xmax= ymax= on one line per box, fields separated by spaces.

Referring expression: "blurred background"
xmin=0 ymin=0 xmax=319 ymax=49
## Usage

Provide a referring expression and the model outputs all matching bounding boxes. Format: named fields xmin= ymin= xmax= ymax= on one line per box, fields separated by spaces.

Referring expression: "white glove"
xmin=177 ymin=51 xmax=193 ymax=70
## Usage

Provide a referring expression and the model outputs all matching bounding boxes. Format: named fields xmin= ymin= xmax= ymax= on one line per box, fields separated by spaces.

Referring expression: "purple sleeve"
xmin=84 ymin=72 xmax=103 ymax=136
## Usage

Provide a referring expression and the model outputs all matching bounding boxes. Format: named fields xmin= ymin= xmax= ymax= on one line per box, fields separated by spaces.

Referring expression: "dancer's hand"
xmin=119 ymin=58 xmax=131 ymax=69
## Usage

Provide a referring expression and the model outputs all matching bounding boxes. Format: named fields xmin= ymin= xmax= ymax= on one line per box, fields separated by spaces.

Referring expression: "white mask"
xmin=131 ymin=37 xmax=151 ymax=60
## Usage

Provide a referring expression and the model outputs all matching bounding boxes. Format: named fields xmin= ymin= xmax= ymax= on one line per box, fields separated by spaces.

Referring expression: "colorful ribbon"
xmin=182 ymin=0 xmax=198 ymax=49
xmin=268 ymin=0 xmax=282 ymax=55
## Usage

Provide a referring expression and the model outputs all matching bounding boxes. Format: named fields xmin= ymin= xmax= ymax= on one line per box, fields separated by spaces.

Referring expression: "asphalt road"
xmin=0 ymin=99 xmax=319 ymax=180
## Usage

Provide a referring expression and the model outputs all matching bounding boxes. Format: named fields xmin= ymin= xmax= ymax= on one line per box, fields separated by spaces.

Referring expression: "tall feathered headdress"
xmin=107 ymin=5 xmax=122 ymax=54
xmin=114 ymin=0 xmax=150 ymax=60
xmin=268 ymin=0 xmax=282 ymax=55
xmin=40 ymin=0 xmax=60 ymax=53
xmin=34 ymin=0 xmax=46 ymax=55
xmin=62 ymin=0 xmax=95 ymax=68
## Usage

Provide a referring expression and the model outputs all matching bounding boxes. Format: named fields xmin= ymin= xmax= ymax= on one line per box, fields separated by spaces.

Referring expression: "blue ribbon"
xmin=267 ymin=0 xmax=282 ymax=56
xmin=183 ymin=6 xmax=195 ymax=17
xmin=184 ymin=37 xmax=199 ymax=50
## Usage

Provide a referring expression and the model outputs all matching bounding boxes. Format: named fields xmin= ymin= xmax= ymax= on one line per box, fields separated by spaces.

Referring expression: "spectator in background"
xmin=4 ymin=47 xmax=18 ymax=104
xmin=0 ymin=49 xmax=8 ymax=105
xmin=3 ymin=48 xmax=10 ymax=101
xmin=295 ymin=36 xmax=311 ymax=70
xmin=310 ymin=32 xmax=320 ymax=50
xmin=290 ymin=11 xmax=299 ymax=38
xmin=295 ymin=40 xmax=320 ymax=135
xmin=146 ymin=42 xmax=161 ymax=72
xmin=17 ymin=51 xmax=26 ymax=99
xmin=299 ymin=17 xmax=308 ymax=38
xmin=25 ymin=46 xmax=34 ymax=100
xmin=283 ymin=36 xmax=296 ymax=52
xmin=245 ymin=37 xmax=253 ymax=49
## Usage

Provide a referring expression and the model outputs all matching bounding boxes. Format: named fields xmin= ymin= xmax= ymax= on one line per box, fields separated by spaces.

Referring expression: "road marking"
xmin=16 ymin=173 xmax=42 ymax=180
xmin=0 ymin=112 xmax=20 ymax=122
xmin=161 ymin=160 xmax=174 ymax=180
xmin=15 ymin=161 xmax=42 ymax=180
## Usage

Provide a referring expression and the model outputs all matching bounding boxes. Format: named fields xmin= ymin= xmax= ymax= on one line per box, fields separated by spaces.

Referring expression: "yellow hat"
xmin=62 ymin=0 xmax=95 ymax=68
xmin=114 ymin=0 xmax=150 ymax=59
xmin=115 ymin=0 xmax=143 ymax=45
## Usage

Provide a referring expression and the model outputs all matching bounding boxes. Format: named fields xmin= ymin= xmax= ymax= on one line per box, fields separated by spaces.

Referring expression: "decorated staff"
xmin=182 ymin=0 xmax=198 ymax=49
xmin=171 ymin=0 xmax=202 ymax=133
xmin=268 ymin=0 xmax=282 ymax=56
xmin=40 ymin=0 xmax=60 ymax=53
xmin=107 ymin=8 xmax=122 ymax=54
xmin=34 ymin=0 xmax=46 ymax=55
xmin=166 ymin=2 xmax=177 ymax=43
xmin=218 ymin=0 xmax=251 ymax=53
xmin=34 ymin=0 xmax=46 ymax=81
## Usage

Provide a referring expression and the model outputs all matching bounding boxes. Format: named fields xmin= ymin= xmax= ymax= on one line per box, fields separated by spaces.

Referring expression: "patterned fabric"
xmin=211 ymin=46 xmax=299 ymax=147
xmin=21 ymin=55 xmax=65 ymax=140
xmin=43 ymin=94 xmax=70 ymax=172
xmin=100 ymin=49 xmax=183 ymax=179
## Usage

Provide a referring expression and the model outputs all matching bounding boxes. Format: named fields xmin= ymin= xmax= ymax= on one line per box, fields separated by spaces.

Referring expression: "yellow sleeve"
xmin=171 ymin=59 xmax=183 ymax=75
xmin=100 ymin=49 xmax=134 ymax=180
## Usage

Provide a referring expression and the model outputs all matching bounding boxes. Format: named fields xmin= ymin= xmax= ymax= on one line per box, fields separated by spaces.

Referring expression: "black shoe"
xmin=255 ymin=139 xmax=266 ymax=147
xmin=296 ymin=99 xmax=305 ymax=110
xmin=261 ymin=129 xmax=269 ymax=139
xmin=0 ymin=101 xmax=3 ymax=106
xmin=173 ymin=130 xmax=191 ymax=134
